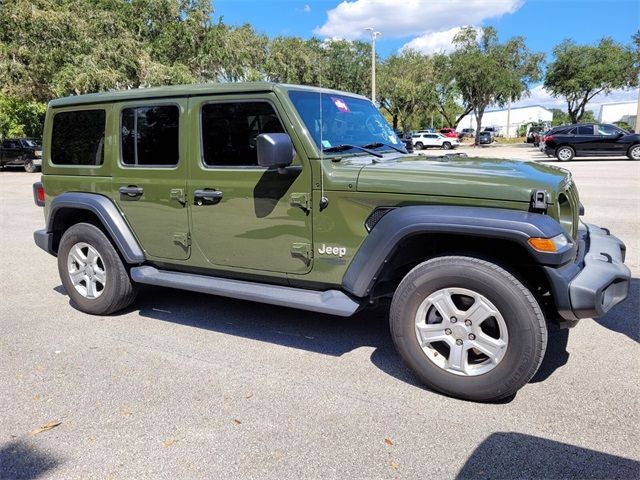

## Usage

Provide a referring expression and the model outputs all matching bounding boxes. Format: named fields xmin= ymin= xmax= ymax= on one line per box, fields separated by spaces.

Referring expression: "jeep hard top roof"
xmin=48 ymin=82 xmax=369 ymax=108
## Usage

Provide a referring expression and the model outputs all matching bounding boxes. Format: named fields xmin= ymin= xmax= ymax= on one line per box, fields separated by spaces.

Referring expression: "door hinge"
xmin=291 ymin=242 xmax=312 ymax=263
xmin=170 ymin=188 xmax=186 ymax=207
xmin=290 ymin=193 xmax=311 ymax=213
xmin=173 ymin=232 xmax=191 ymax=247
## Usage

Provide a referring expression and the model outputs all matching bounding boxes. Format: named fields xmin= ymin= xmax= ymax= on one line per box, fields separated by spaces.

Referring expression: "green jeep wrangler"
xmin=33 ymin=83 xmax=631 ymax=401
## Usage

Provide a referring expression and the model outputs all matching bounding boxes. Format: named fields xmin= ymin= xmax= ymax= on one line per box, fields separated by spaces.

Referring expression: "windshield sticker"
xmin=331 ymin=97 xmax=351 ymax=113
xmin=321 ymin=140 xmax=332 ymax=148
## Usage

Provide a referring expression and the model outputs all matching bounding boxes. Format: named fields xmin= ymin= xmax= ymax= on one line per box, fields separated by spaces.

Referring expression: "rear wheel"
xmin=58 ymin=223 xmax=137 ymax=315
xmin=442 ymin=141 xmax=452 ymax=150
xmin=627 ymin=144 xmax=640 ymax=160
xmin=415 ymin=142 xmax=424 ymax=150
xmin=23 ymin=159 xmax=37 ymax=173
xmin=556 ymin=146 xmax=574 ymax=162
xmin=390 ymin=256 xmax=547 ymax=402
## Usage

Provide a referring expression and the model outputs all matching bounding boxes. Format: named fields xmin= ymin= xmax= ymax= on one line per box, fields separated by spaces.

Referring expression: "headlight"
xmin=34 ymin=150 xmax=42 ymax=157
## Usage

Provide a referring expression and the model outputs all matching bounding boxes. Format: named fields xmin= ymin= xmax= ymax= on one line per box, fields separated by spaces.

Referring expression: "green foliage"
xmin=550 ymin=108 xmax=571 ymax=126
xmin=450 ymin=27 xmax=544 ymax=144
xmin=431 ymin=53 xmax=471 ymax=128
xmin=377 ymin=49 xmax=434 ymax=131
xmin=0 ymin=94 xmax=46 ymax=139
xmin=544 ymin=37 xmax=639 ymax=123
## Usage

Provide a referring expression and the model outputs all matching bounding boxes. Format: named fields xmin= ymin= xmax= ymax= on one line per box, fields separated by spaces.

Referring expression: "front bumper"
xmin=546 ymin=223 xmax=630 ymax=321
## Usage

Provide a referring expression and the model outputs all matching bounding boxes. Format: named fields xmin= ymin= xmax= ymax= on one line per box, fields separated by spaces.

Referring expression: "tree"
xmin=431 ymin=53 xmax=472 ymax=128
xmin=544 ymin=37 xmax=639 ymax=123
xmin=377 ymin=50 xmax=434 ymax=131
xmin=0 ymin=94 xmax=46 ymax=139
xmin=450 ymin=27 xmax=543 ymax=144
xmin=265 ymin=37 xmax=322 ymax=85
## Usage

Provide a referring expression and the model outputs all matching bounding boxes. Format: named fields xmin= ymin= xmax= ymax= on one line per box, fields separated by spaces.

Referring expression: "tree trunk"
xmin=474 ymin=108 xmax=484 ymax=145
xmin=393 ymin=114 xmax=398 ymax=131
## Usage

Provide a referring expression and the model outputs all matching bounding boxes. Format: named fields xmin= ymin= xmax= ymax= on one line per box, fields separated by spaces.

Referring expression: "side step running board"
xmin=130 ymin=266 xmax=362 ymax=317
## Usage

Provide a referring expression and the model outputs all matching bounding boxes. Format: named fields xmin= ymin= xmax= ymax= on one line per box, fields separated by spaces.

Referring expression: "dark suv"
xmin=544 ymin=123 xmax=640 ymax=161
xmin=0 ymin=138 xmax=43 ymax=172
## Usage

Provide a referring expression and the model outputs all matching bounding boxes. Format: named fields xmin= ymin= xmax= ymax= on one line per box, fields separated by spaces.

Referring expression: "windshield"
xmin=288 ymin=90 xmax=401 ymax=154
xmin=22 ymin=139 xmax=37 ymax=147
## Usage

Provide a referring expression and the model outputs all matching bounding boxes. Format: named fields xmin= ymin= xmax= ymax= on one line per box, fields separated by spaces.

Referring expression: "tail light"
xmin=33 ymin=182 xmax=45 ymax=207
xmin=545 ymin=135 xmax=554 ymax=142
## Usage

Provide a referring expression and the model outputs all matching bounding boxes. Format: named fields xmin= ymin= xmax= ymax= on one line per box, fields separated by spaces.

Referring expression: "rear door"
xmin=1 ymin=140 xmax=20 ymax=163
xmin=111 ymin=100 xmax=190 ymax=260
xmin=571 ymin=125 xmax=599 ymax=155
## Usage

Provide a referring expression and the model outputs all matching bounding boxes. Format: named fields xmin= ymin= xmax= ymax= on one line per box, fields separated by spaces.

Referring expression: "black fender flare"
xmin=46 ymin=192 xmax=145 ymax=264
xmin=342 ymin=205 xmax=575 ymax=297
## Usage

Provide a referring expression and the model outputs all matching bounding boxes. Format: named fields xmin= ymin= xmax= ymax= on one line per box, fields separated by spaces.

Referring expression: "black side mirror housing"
xmin=256 ymin=133 xmax=294 ymax=173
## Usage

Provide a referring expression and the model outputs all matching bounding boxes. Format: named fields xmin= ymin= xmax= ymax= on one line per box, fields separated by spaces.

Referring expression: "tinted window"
xmin=201 ymin=102 xmax=284 ymax=167
xmin=576 ymin=126 xmax=593 ymax=135
xmin=51 ymin=110 xmax=105 ymax=165
xmin=597 ymin=124 xmax=620 ymax=136
xmin=121 ymin=105 xmax=179 ymax=167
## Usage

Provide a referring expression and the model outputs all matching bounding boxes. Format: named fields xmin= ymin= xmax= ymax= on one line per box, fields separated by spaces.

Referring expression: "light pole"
xmin=365 ymin=27 xmax=381 ymax=103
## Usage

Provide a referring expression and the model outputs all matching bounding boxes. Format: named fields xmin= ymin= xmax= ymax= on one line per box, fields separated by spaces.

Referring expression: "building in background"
xmin=598 ymin=101 xmax=637 ymax=130
xmin=457 ymin=105 xmax=552 ymax=137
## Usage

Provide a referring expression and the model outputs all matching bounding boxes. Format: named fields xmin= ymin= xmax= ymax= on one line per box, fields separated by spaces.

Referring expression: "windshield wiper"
xmin=322 ymin=144 xmax=383 ymax=158
xmin=362 ymin=142 xmax=408 ymax=154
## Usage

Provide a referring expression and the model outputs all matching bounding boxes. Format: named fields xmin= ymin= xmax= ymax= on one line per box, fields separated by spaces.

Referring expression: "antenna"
xmin=318 ymin=61 xmax=329 ymax=211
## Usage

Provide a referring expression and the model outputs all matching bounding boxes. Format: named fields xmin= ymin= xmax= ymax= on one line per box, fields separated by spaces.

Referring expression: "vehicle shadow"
xmin=456 ymin=432 xmax=639 ymax=479
xmin=594 ymin=277 xmax=639 ymax=343
xmin=0 ymin=439 xmax=62 ymax=479
xmin=78 ymin=285 xmax=575 ymax=395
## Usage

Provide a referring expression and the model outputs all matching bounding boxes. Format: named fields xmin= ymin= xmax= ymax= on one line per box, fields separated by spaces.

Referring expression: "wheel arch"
xmin=46 ymin=192 xmax=145 ymax=264
xmin=342 ymin=206 xmax=574 ymax=308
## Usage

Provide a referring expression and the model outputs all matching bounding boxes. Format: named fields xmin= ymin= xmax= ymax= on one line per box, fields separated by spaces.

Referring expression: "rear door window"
xmin=576 ymin=125 xmax=594 ymax=135
xmin=51 ymin=109 xmax=105 ymax=165
xmin=121 ymin=105 xmax=180 ymax=167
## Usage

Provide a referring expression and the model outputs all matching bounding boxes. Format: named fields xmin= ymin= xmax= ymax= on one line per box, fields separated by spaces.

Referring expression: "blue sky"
xmin=214 ymin=0 xmax=640 ymax=110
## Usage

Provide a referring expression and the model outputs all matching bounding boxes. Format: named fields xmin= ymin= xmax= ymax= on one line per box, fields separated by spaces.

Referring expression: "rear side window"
xmin=51 ymin=110 xmax=105 ymax=165
xmin=201 ymin=101 xmax=284 ymax=167
xmin=121 ymin=105 xmax=179 ymax=167
xmin=577 ymin=126 xmax=593 ymax=135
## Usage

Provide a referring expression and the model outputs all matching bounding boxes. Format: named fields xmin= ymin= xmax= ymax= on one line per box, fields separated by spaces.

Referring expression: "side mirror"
xmin=256 ymin=133 xmax=294 ymax=173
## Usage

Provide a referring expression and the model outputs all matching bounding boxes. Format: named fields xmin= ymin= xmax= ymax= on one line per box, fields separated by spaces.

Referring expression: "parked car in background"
xmin=459 ymin=128 xmax=475 ymax=139
xmin=526 ymin=125 xmax=546 ymax=144
xmin=544 ymin=123 xmax=640 ymax=161
xmin=398 ymin=132 xmax=414 ymax=152
xmin=439 ymin=128 xmax=459 ymax=139
xmin=0 ymin=138 xmax=43 ymax=172
xmin=412 ymin=132 xmax=460 ymax=150
xmin=478 ymin=131 xmax=493 ymax=145
xmin=482 ymin=127 xmax=499 ymax=139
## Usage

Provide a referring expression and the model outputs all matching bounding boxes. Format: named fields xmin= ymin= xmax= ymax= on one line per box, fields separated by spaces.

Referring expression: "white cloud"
xmin=304 ymin=4 xmax=311 ymax=13
xmin=314 ymin=0 xmax=523 ymax=39
xmin=512 ymin=84 xmax=639 ymax=115
xmin=401 ymin=26 xmax=480 ymax=55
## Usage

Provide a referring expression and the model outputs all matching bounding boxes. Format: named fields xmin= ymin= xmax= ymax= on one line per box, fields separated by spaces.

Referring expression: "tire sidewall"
xmin=391 ymin=258 xmax=543 ymax=401
xmin=442 ymin=142 xmax=452 ymax=150
xmin=57 ymin=223 xmax=127 ymax=315
xmin=24 ymin=159 xmax=36 ymax=173
xmin=628 ymin=144 xmax=640 ymax=160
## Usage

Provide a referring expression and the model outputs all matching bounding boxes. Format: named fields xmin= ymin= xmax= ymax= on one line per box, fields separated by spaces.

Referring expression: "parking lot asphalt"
xmin=1 ymin=152 xmax=639 ymax=479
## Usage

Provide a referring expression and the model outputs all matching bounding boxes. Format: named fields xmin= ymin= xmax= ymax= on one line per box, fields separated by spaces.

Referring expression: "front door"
xmin=112 ymin=100 xmax=190 ymax=260
xmin=188 ymin=95 xmax=313 ymax=274
xmin=594 ymin=124 xmax=629 ymax=155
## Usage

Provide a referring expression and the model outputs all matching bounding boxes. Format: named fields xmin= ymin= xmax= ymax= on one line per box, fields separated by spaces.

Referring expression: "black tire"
xmin=23 ymin=159 xmax=37 ymax=173
xmin=390 ymin=256 xmax=547 ymax=402
xmin=442 ymin=141 xmax=452 ymax=150
xmin=57 ymin=223 xmax=137 ymax=315
xmin=415 ymin=142 xmax=424 ymax=150
xmin=627 ymin=144 xmax=640 ymax=160
xmin=556 ymin=145 xmax=574 ymax=162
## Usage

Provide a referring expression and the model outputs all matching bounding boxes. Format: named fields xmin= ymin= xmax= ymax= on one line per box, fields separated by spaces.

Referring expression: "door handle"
xmin=119 ymin=185 xmax=144 ymax=200
xmin=194 ymin=189 xmax=223 ymax=206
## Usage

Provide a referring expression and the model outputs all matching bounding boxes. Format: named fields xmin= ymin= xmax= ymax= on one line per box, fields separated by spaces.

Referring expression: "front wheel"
xmin=58 ymin=223 xmax=137 ymax=315
xmin=442 ymin=141 xmax=452 ymax=150
xmin=627 ymin=144 xmax=640 ymax=160
xmin=415 ymin=142 xmax=424 ymax=150
xmin=390 ymin=256 xmax=547 ymax=402
xmin=556 ymin=146 xmax=574 ymax=162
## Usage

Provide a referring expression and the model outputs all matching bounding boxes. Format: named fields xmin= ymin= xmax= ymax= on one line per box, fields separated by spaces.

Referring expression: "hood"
xmin=356 ymin=155 xmax=570 ymax=204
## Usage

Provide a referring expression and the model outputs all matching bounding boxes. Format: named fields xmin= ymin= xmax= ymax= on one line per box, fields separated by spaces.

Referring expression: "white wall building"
xmin=598 ymin=101 xmax=637 ymax=129
xmin=457 ymin=105 xmax=553 ymax=137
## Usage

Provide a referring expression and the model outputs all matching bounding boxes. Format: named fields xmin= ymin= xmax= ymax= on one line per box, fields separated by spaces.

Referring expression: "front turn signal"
xmin=528 ymin=234 xmax=569 ymax=253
